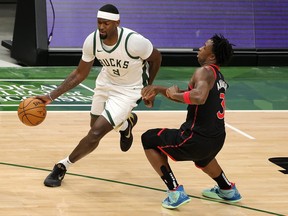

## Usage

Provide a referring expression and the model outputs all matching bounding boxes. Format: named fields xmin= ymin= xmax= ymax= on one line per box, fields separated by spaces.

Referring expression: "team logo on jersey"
xmin=98 ymin=58 xmax=129 ymax=69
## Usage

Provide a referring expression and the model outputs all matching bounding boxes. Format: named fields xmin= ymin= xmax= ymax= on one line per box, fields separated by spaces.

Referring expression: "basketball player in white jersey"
xmin=37 ymin=4 xmax=162 ymax=187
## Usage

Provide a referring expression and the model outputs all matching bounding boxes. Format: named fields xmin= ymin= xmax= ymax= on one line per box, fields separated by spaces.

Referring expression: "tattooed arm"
xmin=36 ymin=59 xmax=94 ymax=104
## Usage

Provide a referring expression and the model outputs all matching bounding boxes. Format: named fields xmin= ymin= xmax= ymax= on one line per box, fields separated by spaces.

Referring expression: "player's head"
xmin=210 ymin=34 xmax=234 ymax=66
xmin=97 ymin=4 xmax=120 ymax=39
xmin=97 ymin=4 xmax=120 ymax=21
xmin=197 ymin=34 xmax=234 ymax=66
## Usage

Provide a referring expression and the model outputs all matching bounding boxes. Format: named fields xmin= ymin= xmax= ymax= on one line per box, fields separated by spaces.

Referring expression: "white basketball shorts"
xmin=90 ymin=83 xmax=142 ymax=129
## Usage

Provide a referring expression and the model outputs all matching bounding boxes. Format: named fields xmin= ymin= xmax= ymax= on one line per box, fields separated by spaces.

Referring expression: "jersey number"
xmin=217 ymin=93 xmax=225 ymax=119
xmin=113 ymin=69 xmax=120 ymax=76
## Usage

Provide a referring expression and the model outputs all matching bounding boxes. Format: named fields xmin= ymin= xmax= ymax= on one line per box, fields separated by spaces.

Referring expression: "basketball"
xmin=17 ymin=97 xmax=47 ymax=126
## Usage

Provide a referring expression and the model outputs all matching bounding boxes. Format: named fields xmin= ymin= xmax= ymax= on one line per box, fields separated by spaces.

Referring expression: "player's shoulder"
xmin=84 ymin=31 xmax=97 ymax=42
xmin=122 ymin=27 xmax=145 ymax=39
xmin=122 ymin=27 xmax=137 ymax=34
xmin=202 ymin=65 xmax=216 ymax=74
xmin=195 ymin=66 xmax=211 ymax=73
xmin=194 ymin=66 xmax=215 ymax=79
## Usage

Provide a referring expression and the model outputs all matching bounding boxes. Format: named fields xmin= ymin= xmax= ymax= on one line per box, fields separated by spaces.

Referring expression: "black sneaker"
xmin=120 ymin=113 xmax=138 ymax=152
xmin=44 ymin=163 xmax=67 ymax=187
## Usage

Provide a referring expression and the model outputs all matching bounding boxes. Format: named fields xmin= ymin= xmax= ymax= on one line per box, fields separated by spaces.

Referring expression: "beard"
xmin=100 ymin=33 xmax=107 ymax=40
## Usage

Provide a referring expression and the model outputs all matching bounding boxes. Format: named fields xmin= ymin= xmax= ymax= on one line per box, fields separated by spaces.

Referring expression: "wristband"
xmin=183 ymin=91 xmax=192 ymax=104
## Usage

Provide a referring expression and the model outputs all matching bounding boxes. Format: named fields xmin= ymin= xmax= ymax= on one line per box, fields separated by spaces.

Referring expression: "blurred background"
xmin=1 ymin=0 xmax=288 ymax=66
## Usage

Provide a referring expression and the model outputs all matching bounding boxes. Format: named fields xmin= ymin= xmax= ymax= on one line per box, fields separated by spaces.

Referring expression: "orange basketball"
xmin=17 ymin=97 xmax=47 ymax=126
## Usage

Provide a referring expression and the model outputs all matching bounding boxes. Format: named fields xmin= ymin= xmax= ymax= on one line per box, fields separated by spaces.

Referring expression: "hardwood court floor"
xmin=0 ymin=111 xmax=287 ymax=216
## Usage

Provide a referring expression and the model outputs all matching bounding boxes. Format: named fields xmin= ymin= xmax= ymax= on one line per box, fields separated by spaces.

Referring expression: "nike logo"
xmin=97 ymin=49 xmax=103 ymax=52
xmin=58 ymin=174 xmax=65 ymax=180
xmin=125 ymin=125 xmax=132 ymax=138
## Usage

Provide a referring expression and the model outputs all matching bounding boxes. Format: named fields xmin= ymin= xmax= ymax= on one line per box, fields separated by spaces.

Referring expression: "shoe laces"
xmin=211 ymin=185 xmax=220 ymax=192
xmin=166 ymin=190 xmax=181 ymax=203
xmin=51 ymin=164 xmax=66 ymax=177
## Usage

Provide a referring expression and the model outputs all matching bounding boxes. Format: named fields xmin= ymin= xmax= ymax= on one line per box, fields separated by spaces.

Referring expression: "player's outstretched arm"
xmin=142 ymin=85 xmax=184 ymax=104
xmin=49 ymin=59 xmax=94 ymax=101
xmin=35 ymin=59 xmax=94 ymax=105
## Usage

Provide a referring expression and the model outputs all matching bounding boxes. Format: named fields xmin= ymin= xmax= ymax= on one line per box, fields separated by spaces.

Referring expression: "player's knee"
xmin=141 ymin=130 xmax=152 ymax=149
xmin=87 ymin=128 xmax=106 ymax=146
xmin=141 ymin=129 xmax=159 ymax=150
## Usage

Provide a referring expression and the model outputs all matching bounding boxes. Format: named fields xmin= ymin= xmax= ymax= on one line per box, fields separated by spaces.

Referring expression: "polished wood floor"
xmin=0 ymin=111 xmax=287 ymax=216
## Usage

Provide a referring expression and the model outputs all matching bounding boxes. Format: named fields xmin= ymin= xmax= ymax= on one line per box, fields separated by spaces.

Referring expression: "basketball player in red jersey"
xmin=141 ymin=34 xmax=241 ymax=209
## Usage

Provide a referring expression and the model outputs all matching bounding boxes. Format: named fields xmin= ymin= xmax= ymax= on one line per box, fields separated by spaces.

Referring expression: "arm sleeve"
xmin=81 ymin=32 xmax=96 ymax=62
xmin=126 ymin=33 xmax=154 ymax=60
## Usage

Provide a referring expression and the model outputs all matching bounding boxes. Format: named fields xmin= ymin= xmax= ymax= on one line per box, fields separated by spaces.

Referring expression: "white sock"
xmin=119 ymin=120 xmax=128 ymax=131
xmin=58 ymin=156 xmax=73 ymax=169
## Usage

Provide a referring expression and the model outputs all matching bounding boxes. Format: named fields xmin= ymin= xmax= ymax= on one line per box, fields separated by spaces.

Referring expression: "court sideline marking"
xmin=226 ymin=123 xmax=255 ymax=139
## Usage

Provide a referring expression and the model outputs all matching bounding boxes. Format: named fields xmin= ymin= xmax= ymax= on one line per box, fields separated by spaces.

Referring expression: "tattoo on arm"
xmin=52 ymin=70 xmax=83 ymax=98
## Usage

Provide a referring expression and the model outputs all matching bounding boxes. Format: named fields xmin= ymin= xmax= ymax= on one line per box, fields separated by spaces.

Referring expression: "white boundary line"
xmin=225 ymin=123 xmax=256 ymax=140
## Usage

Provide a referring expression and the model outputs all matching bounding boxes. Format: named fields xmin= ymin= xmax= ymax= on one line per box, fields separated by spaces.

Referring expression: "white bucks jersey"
xmin=93 ymin=27 xmax=150 ymax=88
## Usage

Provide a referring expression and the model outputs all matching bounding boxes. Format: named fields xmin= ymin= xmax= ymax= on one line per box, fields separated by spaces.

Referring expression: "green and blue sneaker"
xmin=202 ymin=183 xmax=242 ymax=202
xmin=162 ymin=185 xmax=191 ymax=209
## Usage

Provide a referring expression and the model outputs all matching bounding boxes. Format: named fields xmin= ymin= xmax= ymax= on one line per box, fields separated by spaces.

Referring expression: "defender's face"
xmin=97 ymin=18 xmax=118 ymax=40
xmin=197 ymin=39 xmax=214 ymax=65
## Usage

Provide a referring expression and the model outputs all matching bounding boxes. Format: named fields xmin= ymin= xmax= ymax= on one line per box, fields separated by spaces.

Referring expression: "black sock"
xmin=213 ymin=171 xmax=232 ymax=189
xmin=160 ymin=165 xmax=179 ymax=190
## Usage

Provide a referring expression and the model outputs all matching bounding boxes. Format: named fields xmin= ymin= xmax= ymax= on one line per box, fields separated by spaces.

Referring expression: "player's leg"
xmin=197 ymin=134 xmax=242 ymax=202
xmin=44 ymin=115 xmax=113 ymax=187
xmin=141 ymin=128 xmax=191 ymax=209
xmin=107 ymin=86 xmax=141 ymax=152
xmin=90 ymin=113 xmax=99 ymax=127
xmin=67 ymin=84 xmax=111 ymax=163
xmin=44 ymin=86 xmax=111 ymax=187
xmin=201 ymin=158 xmax=224 ymax=179
xmin=201 ymin=158 xmax=242 ymax=202
xmin=69 ymin=116 xmax=113 ymax=162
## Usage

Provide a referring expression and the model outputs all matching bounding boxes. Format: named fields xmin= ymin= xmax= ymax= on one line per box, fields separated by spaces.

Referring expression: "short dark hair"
xmin=99 ymin=4 xmax=119 ymax=14
xmin=210 ymin=34 xmax=234 ymax=66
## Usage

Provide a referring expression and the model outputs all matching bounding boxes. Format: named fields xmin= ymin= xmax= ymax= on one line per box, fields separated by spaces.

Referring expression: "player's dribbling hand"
xmin=35 ymin=94 xmax=53 ymax=105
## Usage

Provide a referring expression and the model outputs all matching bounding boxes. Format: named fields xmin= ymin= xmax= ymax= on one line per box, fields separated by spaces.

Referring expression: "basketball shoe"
xmin=202 ymin=183 xmax=242 ymax=202
xmin=162 ymin=185 xmax=191 ymax=209
xmin=120 ymin=112 xmax=138 ymax=152
xmin=44 ymin=163 xmax=67 ymax=187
